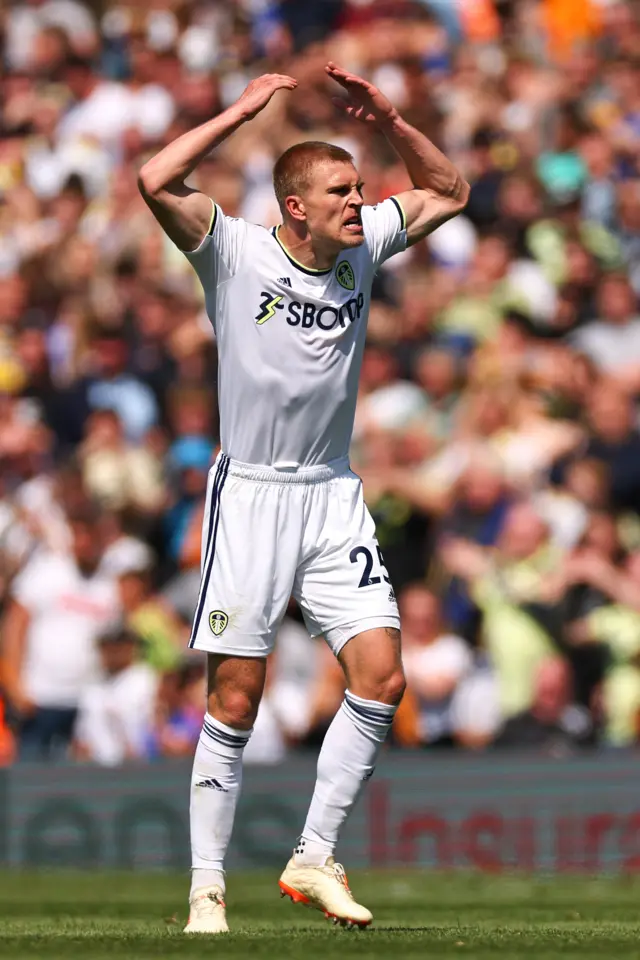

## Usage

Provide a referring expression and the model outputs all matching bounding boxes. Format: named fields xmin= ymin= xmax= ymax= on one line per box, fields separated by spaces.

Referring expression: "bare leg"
xmin=190 ymin=654 xmax=266 ymax=894
xmin=295 ymin=627 xmax=405 ymax=864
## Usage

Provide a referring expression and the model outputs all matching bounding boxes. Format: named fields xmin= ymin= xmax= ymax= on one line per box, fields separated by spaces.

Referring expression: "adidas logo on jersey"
xmin=278 ymin=276 xmax=292 ymax=287
xmin=195 ymin=778 xmax=229 ymax=792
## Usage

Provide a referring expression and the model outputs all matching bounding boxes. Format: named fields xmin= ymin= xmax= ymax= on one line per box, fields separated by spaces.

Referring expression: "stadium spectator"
xmin=2 ymin=505 xmax=120 ymax=760
xmin=86 ymin=328 xmax=159 ymax=444
xmin=73 ymin=624 xmax=158 ymax=766
xmin=395 ymin=584 xmax=473 ymax=746
xmin=440 ymin=502 xmax=562 ymax=717
xmin=114 ymin=553 xmax=184 ymax=674
xmin=564 ymin=549 xmax=640 ymax=745
xmin=80 ymin=408 xmax=166 ymax=515
xmin=571 ymin=274 xmax=640 ymax=377
xmin=494 ymin=657 xmax=593 ymax=753
xmin=584 ymin=383 xmax=640 ymax=513
xmin=144 ymin=659 xmax=205 ymax=760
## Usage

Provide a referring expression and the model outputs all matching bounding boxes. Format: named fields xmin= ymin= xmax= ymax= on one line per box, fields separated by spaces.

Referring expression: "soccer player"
xmin=139 ymin=62 xmax=468 ymax=933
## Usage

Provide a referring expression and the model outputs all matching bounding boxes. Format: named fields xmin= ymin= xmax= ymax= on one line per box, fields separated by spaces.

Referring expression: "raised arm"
xmin=138 ymin=73 xmax=297 ymax=252
xmin=327 ymin=62 xmax=469 ymax=245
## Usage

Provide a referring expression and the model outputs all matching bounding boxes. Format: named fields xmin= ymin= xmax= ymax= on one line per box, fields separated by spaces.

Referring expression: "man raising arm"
xmin=327 ymin=61 xmax=469 ymax=243
xmin=138 ymin=73 xmax=298 ymax=252
xmin=140 ymin=65 xmax=467 ymax=936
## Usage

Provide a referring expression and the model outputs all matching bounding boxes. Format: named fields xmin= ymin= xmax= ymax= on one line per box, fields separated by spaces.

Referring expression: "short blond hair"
xmin=273 ymin=141 xmax=354 ymax=213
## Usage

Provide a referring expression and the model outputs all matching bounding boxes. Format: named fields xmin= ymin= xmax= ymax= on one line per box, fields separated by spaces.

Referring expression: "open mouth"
xmin=343 ymin=216 xmax=363 ymax=233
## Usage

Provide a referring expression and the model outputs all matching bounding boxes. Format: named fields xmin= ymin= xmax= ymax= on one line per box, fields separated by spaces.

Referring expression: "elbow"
xmin=452 ymin=176 xmax=470 ymax=212
xmin=426 ymin=174 xmax=469 ymax=218
xmin=138 ymin=161 xmax=165 ymax=199
xmin=137 ymin=164 xmax=155 ymax=199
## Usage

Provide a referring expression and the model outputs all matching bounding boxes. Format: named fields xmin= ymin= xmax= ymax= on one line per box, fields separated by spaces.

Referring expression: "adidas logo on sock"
xmin=195 ymin=777 xmax=229 ymax=792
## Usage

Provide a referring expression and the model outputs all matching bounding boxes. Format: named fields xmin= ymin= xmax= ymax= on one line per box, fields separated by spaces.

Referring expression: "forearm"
xmin=138 ymin=72 xmax=295 ymax=249
xmin=384 ymin=469 xmax=450 ymax=515
xmin=380 ymin=114 xmax=466 ymax=200
xmin=139 ymin=103 xmax=247 ymax=195
xmin=568 ymin=560 xmax=632 ymax=606
xmin=1 ymin=603 xmax=29 ymax=706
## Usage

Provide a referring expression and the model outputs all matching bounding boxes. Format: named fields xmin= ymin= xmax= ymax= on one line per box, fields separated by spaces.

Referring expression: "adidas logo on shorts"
xmin=388 ymin=587 xmax=397 ymax=603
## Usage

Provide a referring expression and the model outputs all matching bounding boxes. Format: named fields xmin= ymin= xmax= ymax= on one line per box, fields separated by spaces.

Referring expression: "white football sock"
xmin=190 ymin=713 xmax=252 ymax=897
xmin=295 ymin=690 xmax=397 ymax=866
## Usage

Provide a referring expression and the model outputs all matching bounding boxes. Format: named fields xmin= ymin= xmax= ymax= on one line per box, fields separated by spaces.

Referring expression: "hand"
xmin=326 ymin=61 xmax=398 ymax=126
xmin=562 ymin=551 xmax=613 ymax=586
xmin=440 ymin=537 xmax=489 ymax=580
xmin=235 ymin=73 xmax=297 ymax=121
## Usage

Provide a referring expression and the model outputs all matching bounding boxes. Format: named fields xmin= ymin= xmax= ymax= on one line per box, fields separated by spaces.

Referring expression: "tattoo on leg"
xmin=384 ymin=627 xmax=401 ymax=649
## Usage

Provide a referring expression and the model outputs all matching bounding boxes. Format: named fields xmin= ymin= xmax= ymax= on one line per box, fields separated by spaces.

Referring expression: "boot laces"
xmin=192 ymin=889 xmax=225 ymax=918
xmin=323 ymin=860 xmax=353 ymax=898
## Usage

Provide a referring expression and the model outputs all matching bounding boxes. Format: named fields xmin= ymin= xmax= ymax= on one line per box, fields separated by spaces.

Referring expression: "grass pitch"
xmin=0 ymin=870 xmax=639 ymax=959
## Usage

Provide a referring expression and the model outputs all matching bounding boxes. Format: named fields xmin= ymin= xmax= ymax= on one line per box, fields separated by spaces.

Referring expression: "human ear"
xmin=285 ymin=195 xmax=306 ymax=222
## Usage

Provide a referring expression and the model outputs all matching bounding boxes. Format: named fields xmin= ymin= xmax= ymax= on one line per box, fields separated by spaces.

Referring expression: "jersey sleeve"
xmin=361 ymin=196 xmax=408 ymax=268
xmin=11 ymin=554 xmax=49 ymax=612
xmin=182 ymin=199 xmax=248 ymax=288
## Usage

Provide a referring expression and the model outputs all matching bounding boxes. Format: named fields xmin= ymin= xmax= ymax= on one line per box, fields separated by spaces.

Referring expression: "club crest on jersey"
xmin=336 ymin=261 xmax=355 ymax=291
xmin=209 ymin=610 xmax=228 ymax=636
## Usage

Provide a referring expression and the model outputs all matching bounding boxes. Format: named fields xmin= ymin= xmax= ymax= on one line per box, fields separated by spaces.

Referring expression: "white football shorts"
xmin=188 ymin=453 xmax=400 ymax=658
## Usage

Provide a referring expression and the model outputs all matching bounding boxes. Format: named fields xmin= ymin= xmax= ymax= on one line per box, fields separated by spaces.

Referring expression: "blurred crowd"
xmin=0 ymin=0 xmax=639 ymax=764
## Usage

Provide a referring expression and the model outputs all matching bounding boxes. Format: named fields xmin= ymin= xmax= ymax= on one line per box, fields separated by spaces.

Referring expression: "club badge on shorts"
xmin=209 ymin=610 xmax=228 ymax=636
xmin=336 ymin=261 xmax=355 ymax=291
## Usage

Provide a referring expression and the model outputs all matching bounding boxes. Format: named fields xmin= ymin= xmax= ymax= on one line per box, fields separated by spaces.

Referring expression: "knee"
xmin=206 ymin=654 xmax=266 ymax=731
xmin=380 ymin=667 xmax=406 ymax=706
xmin=353 ymin=667 xmax=406 ymax=707
xmin=207 ymin=688 xmax=260 ymax=730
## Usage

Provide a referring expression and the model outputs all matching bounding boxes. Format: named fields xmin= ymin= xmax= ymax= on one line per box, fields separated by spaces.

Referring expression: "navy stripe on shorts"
xmin=189 ymin=454 xmax=229 ymax=647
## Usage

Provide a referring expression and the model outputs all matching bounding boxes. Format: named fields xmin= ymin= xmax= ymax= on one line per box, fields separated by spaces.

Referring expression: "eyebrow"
xmin=328 ymin=181 xmax=365 ymax=193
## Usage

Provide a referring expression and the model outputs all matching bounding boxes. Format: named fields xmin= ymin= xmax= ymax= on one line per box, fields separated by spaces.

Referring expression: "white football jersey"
xmin=184 ymin=196 xmax=407 ymax=467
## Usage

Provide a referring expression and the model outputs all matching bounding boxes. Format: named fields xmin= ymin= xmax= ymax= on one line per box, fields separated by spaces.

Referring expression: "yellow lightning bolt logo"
xmin=255 ymin=293 xmax=284 ymax=325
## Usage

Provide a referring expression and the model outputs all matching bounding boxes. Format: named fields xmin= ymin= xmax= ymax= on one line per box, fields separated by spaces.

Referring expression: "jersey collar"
xmin=271 ymin=226 xmax=333 ymax=277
